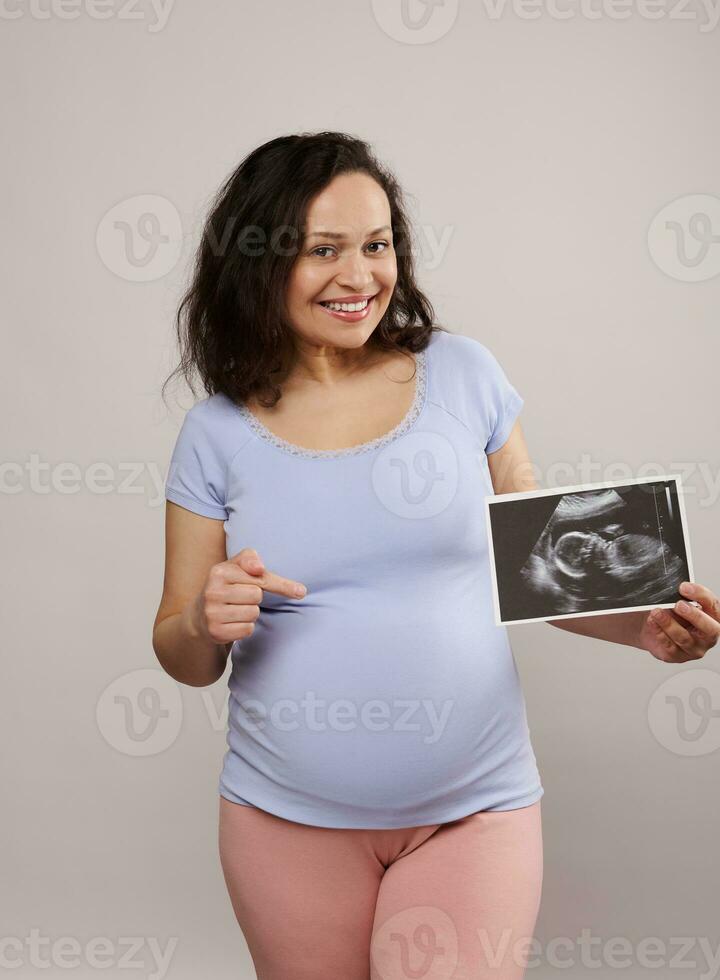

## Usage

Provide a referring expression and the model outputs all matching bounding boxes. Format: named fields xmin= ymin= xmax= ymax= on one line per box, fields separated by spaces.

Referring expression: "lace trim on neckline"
xmin=237 ymin=348 xmax=428 ymax=459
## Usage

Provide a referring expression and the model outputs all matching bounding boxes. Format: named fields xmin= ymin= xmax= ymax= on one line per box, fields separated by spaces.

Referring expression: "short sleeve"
xmin=481 ymin=347 xmax=525 ymax=455
xmin=165 ymin=405 xmax=229 ymax=520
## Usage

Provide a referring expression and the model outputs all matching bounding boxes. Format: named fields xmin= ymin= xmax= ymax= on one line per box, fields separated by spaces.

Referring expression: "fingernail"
xmin=680 ymin=582 xmax=694 ymax=595
xmin=294 ymin=585 xmax=307 ymax=598
xmin=677 ymin=600 xmax=692 ymax=614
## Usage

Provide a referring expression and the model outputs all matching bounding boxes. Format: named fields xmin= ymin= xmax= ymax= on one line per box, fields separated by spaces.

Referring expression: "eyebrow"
xmin=304 ymin=225 xmax=392 ymax=240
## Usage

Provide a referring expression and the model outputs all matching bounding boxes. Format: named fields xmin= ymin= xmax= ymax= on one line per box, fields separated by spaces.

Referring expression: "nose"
xmin=335 ymin=249 xmax=375 ymax=290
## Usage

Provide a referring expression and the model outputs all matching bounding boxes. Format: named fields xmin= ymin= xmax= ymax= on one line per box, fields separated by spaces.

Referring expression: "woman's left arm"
xmin=487 ymin=421 xmax=720 ymax=664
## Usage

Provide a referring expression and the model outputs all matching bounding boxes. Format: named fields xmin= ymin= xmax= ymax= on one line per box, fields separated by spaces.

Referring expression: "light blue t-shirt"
xmin=165 ymin=328 xmax=543 ymax=829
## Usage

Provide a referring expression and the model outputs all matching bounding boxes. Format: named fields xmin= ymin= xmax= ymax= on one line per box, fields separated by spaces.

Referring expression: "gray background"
xmin=2 ymin=1 xmax=719 ymax=978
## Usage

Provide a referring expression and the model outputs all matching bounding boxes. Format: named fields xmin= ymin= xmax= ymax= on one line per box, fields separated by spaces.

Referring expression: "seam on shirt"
xmin=427 ymin=398 xmax=487 ymax=455
xmin=486 ymin=390 xmax=524 ymax=455
xmin=222 ymin=429 xmax=256 ymax=511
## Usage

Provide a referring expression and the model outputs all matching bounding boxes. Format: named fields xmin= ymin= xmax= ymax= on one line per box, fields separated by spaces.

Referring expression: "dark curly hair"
xmin=162 ymin=131 xmax=445 ymax=409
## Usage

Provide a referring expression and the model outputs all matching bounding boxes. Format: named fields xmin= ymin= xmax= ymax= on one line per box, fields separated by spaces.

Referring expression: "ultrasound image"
xmin=487 ymin=480 xmax=692 ymax=623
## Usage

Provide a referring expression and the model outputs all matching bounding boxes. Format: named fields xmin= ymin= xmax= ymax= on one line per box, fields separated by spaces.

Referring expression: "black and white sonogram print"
xmin=485 ymin=477 xmax=694 ymax=625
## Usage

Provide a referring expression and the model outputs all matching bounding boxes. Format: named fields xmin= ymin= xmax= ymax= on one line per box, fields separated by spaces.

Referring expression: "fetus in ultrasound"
xmin=519 ymin=488 xmax=684 ymax=614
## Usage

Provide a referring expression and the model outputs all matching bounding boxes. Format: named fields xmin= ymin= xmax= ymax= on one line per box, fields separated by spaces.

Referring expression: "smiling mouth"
xmin=317 ymin=295 xmax=377 ymax=320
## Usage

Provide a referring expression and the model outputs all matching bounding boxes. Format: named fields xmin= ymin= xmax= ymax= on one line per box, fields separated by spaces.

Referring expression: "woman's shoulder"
xmin=170 ymin=392 xmax=253 ymax=463
xmin=428 ymin=326 xmax=498 ymax=360
xmin=426 ymin=328 xmax=511 ymax=384
xmin=178 ymin=390 xmax=247 ymax=431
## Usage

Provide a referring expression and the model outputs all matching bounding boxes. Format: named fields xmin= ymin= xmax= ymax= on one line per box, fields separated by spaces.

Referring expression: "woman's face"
xmin=284 ymin=172 xmax=398 ymax=350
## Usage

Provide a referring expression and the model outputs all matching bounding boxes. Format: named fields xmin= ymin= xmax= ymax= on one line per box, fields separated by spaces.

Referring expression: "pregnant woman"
xmin=152 ymin=132 xmax=719 ymax=980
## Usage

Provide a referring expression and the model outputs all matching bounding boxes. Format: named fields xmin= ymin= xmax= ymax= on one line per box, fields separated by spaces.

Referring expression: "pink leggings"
xmin=218 ymin=796 xmax=543 ymax=980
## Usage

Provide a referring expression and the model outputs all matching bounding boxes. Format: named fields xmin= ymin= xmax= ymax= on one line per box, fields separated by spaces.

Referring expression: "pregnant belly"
xmin=225 ymin=605 xmax=527 ymax=809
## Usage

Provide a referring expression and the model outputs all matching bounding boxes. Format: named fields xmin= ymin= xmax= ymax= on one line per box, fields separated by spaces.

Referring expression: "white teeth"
xmin=321 ymin=298 xmax=369 ymax=312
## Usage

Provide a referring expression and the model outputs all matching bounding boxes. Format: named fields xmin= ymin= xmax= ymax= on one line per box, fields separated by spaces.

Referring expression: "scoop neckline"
xmin=235 ymin=346 xmax=429 ymax=460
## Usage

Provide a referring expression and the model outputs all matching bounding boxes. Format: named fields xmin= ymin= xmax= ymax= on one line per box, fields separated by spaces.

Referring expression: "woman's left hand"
xmin=639 ymin=582 xmax=720 ymax=663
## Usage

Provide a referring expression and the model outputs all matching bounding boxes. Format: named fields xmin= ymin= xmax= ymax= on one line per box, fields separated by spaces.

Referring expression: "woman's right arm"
xmin=152 ymin=501 xmax=233 ymax=687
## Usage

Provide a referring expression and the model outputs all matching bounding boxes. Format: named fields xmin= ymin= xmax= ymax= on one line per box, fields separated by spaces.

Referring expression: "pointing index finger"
xmin=257 ymin=568 xmax=308 ymax=599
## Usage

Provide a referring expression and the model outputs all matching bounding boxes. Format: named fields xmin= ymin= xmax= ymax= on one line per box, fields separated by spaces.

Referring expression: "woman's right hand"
xmin=189 ymin=547 xmax=308 ymax=645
